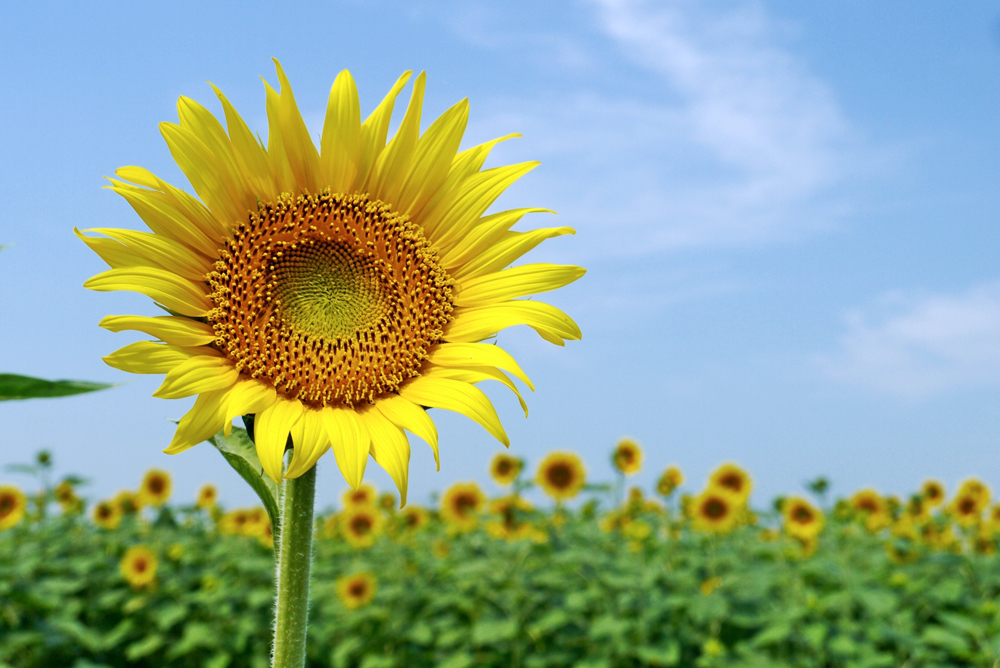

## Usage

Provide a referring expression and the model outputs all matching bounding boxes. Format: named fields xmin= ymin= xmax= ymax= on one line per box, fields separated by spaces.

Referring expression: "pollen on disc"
xmin=207 ymin=192 xmax=454 ymax=407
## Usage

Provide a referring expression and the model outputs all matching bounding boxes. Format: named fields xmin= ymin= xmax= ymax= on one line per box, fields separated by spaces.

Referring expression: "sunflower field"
xmin=4 ymin=437 xmax=1000 ymax=668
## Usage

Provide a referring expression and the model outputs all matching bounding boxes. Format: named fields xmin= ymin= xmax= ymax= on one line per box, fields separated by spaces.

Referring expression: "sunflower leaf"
xmin=0 ymin=374 xmax=113 ymax=401
xmin=208 ymin=426 xmax=281 ymax=543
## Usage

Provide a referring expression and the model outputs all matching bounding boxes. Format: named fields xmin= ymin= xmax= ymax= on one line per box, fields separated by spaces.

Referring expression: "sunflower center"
xmin=351 ymin=516 xmax=372 ymax=534
xmin=0 ymin=496 xmax=14 ymax=515
xmin=704 ymin=499 xmax=727 ymax=519
xmin=349 ymin=582 xmax=367 ymax=597
xmin=793 ymin=507 xmax=812 ymax=523
xmin=134 ymin=559 xmax=148 ymax=573
xmin=548 ymin=464 xmax=572 ymax=488
xmin=209 ymin=192 xmax=454 ymax=408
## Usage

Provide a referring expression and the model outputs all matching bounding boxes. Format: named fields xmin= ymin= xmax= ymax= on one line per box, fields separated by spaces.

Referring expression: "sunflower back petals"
xmin=176 ymin=96 xmax=256 ymax=211
xmin=262 ymin=81 xmax=298 ymax=195
xmin=255 ymin=398 xmax=305 ymax=483
xmin=396 ymin=98 xmax=469 ymax=219
xmin=272 ymin=60 xmax=322 ymax=194
xmin=224 ymin=380 xmax=278 ymax=437
xmin=355 ymin=71 xmax=412 ymax=192
xmin=106 ymin=178 xmax=221 ymax=258
xmin=320 ymin=70 xmax=362 ymax=193
xmin=374 ymin=395 xmax=440 ymax=470
xmin=322 ymin=407 xmax=370 ymax=489
xmin=84 ymin=266 xmax=212 ymax=317
xmin=450 ymin=226 xmax=576 ymax=282
xmin=399 ymin=376 xmax=509 ymax=447
xmin=428 ymin=342 xmax=534 ymax=391
xmin=361 ymin=407 xmax=411 ymax=507
xmin=153 ymin=356 xmax=239 ymax=400
xmin=367 ymin=72 xmax=426 ymax=203
xmin=77 ymin=227 xmax=212 ymax=281
xmin=103 ymin=341 xmax=206 ymax=374
xmin=100 ymin=316 xmax=217 ymax=348
xmin=210 ymin=84 xmax=276 ymax=200
xmin=455 ymin=263 xmax=585 ymax=309
xmin=165 ymin=388 xmax=232 ymax=455
xmin=286 ymin=409 xmax=330 ymax=479
xmin=440 ymin=208 xmax=554 ymax=268
xmin=445 ymin=301 xmax=582 ymax=345
xmin=425 ymin=366 xmax=529 ymax=417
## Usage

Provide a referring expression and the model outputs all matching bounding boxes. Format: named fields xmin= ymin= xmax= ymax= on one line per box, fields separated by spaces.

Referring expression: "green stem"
xmin=271 ymin=463 xmax=316 ymax=668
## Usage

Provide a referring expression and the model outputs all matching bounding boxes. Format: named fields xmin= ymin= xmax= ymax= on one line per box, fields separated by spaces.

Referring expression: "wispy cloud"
xmin=817 ymin=281 xmax=1000 ymax=398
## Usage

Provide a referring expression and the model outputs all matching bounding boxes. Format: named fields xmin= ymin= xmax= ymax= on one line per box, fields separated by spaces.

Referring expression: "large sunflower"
xmin=81 ymin=62 xmax=583 ymax=504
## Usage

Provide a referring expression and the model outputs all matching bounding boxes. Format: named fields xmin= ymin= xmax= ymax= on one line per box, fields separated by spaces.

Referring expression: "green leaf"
xmin=209 ymin=426 xmax=280 ymax=539
xmin=921 ymin=626 xmax=969 ymax=655
xmin=0 ymin=374 xmax=113 ymax=401
xmin=471 ymin=618 xmax=517 ymax=645
xmin=635 ymin=642 xmax=681 ymax=666
xmin=437 ymin=652 xmax=474 ymax=668
xmin=125 ymin=635 xmax=164 ymax=661
xmin=360 ymin=656 xmax=396 ymax=668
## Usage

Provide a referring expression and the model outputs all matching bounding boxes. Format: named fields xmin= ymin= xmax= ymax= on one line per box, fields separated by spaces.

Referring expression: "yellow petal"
xmin=103 ymin=341 xmax=206 ymax=374
xmin=449 ymin=227 xmax=576 ymax=282
xmin=164 ymin=387 xmax=232 ymax=454
xmin=255 ymin=398 xmax=305 ymax=483
xmin=100 ymin=315 xmax=216 ymax=348
xmin=176 ymin=96 xmax=255 ymax=212
xmin=210 ymin=83 xmax=276 ymax=200
xmin=455 ymin=263 xmax=586 ymax=308
xmin=152 ymin=356 xmax=238 ymax=400
xmin=427 ymin=162 xmax=539 ymax=251
xmin=360 ymin=406 xmax=410 ymax=507
xmin=424 ymin=366 xmax=528 ymax=417
xmin=396 ymin=97 xmax=469 ymax=219
xmin=285 ymin=408 xmax=330 ymax=479
xmin=262 ymin=80 xmax=297 ymax=195
xmin=375 ymin=394 xmax=440 ymax=470
xmin=160 ymin=121 xmax=245 ymax=229
xmin=273 ymin=59 xmax=321 ymax=194
xmin=105 ymin=179 xmax=221 ymax=258
xmin=84 ymin=266 xmax=212 ymax=317
xmin=427 ymin=342 xmax=534 ymax=391
xmin=113 ymin=167 xmax=229 ymax=240
xmin=320 ymin=70 xmax=362 ymax=193
xmin=224 ymin=380 xmax=277 ymax=436
xmin=321 ymin=406 xmax=370 ymax=489
xmin=440 ymin=208 xmax=555 ymax=268
xmin=367 ymin=71 xmax=426 ymax=203
xmin=354 ymin=71 xmax=412 ymax=192
xmin=399 ymin=375 xmax=509 ymax=447
xmin=76 ymin=227 xmax=212 ymax=280
xmin=444 ymin=300 xmax=582 ymax=346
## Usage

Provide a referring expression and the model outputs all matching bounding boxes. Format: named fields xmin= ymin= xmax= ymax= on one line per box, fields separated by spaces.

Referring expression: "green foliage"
xmin=3 ymin=504 xmax=1000 ymax=667
xmin=0 ymin=374 xmax=113 ymax=401
xmin=208 ymin=426 xmax=280 ymax=540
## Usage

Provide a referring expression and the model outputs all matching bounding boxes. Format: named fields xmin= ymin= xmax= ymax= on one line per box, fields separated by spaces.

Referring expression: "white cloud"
xmin=817 ymin=281 xmax=1000 ymax=398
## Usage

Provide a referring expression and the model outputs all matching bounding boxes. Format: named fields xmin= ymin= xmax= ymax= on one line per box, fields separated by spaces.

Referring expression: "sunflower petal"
xmin=397 ymin=97 xmax=469 ymax=219
xmin=440 ymin=208 xmax=555 ymax=268
xmin=164 ymin=387 xmax=231 ymax=455
xmin=176 ymin=96 xmax=255 ymax=212
xmin=105 ymin=179 xmax=222 ymax=257
xmin=424 ymin=366 xmax=529 ymax=417
xmin=114 ymin=167 xmax=229 ymax=240
xmin=255 ymin=398 xmax=304 ymax=483
xmin=428 ymin=342 xmax=534 ymax=391
xmin=286 ymin=408 xmax=330 ymax=479
xmin=152 ymin=356 xmax=238 ymax=399
xmin=99 ymin=315 xmax=217 ymax=348
xmin=455 ymin=263 xmax=585 ymax=308
xmin=84 ymin=266 xmax=212 ymax=317
xmin=76 ymin=227 xmax=212 ymax=280
xmin=449 ymin=227 xmax=576 ymax=281
xmin=160 ymin=122 xmax=245 ymax=229
xmin=103 ymin=341 xmax=206 ymax=374
xmin=355 ymin=71 xmax=412 ymax=191
xmin=368 ymin=71 xmax=425 ymax=202
xmin=211 ymin=83 xmax=276 ymax=200
xmin=360 ymin=406 xmax=410 ymax=507
xmin=445 ymin=300 xmax=582 ymax=345
xmin=375 ymin=394 xmax=440 ymax=470
xmin=273 ymin=60 xmax=321 ymax=194
xmin=321 ymin=407 xmax=370 ymax=489
xmin=262 ymin=80 xmax=297 ymax=195
xmin=320 ymin=70 xmax=362 ymax=194
xmin=399 ymin=376 xmax=509 ymax=447
xmin=224 ymin=380 xmax=277 ymax=437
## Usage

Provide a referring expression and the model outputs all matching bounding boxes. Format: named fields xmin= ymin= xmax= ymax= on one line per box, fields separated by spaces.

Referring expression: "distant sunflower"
xmin=782 ymin=497 xmax=824 ymax=541
xmin=81 ymin=62 xmax=584 ymax=503
xmin=948 ymin=491 xmax=985 ymax=528
xmin=957 ymin=478 xmax=990 ymax=507
xmin=219 ymin=509 xmax=251 ymax=535
xmin=536 ymin=452 xmax=586 ymax=501
xmin=612 ymin=439 xmax=642 ymax=476
xmin=93 ymin=500 xmax=122 ymax=530
xmin=115 ymin=490 xmax=141 ymax=515
xmin=485 ymin=495 xmax=535 ymax=541
xmin=244 ymin=507 xmax=270 ymax=537
xmin=656 ymin=466 xmax=684 ymax=497
xmin=691 ymin=489 xmax=740 ymax=534
xmin=489 ymin=453 xmax=522 ymax=486
xmin=339 ymin=504 xmax=384 ymax=548
xmin=138 ymin=469 xmax=171 ymax=507
xmin=921 ymin=480 xmax=945 ymax=507
xmin=708 ymin=463 xmax=752 ymax=502
xmin=337 ymin=572 xmax=377 ymax=610
xmin=378 ymin=492 xmax=397 ymax=513
xmin=342 ymin=484 xmax=377 ymax=508
xmin=120 ymin=546 xmax=158 ymax=589
xmin=440 ymin=482 xmax=485 ymax=532
xmin=849 ymin=489 xmax=885 ymax=517
xmin=55 ymin=481 xmax=82 ymax=513
xmin=196 ymin=484 xmax=218 ymax=510
xmin=0 ymin=486 xmax=27 ymax=531
xmin=399 ymin=505 xmax=430 ymax=532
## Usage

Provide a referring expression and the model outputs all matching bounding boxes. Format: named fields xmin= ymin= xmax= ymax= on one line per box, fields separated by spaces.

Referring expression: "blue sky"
xmin=1 ymin=0 xmax=997 ymax=511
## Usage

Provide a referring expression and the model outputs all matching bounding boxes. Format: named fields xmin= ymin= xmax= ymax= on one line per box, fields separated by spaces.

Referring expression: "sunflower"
xmin=93 ymin=499 xmax=123 ymax=530
xmin=612 ymin=439 xmax=642 ymax=476
xmin=0 ymin=486 xmax=27 ymax=531
xmin=921 ymin=480 xmax=945 ymax=507
xmin=489 ymin=453 xmax=522 ymax=486
xmin=55 ymin=481 xmax=82 ymax=513
xmin=948 ymin=491 xmax=985 ymax=528
xmin=399 ymin=505 xmax=430 ymax=532
xmin=656 ymin=466 xmax=683 ymax=497
xmin=219 ymin=509 xmax=251 ymax=535
xmin=115 ymin=490 xmax=141 ymax=515
xmin=342 ymin=484 xmax=377 ymax=508
xmin=849 ymin=489 xmax=885 ymax=517
xmin=339 ymin=504 xmax=384 ymax=548
xmin=440 ymin=482 xmax=485 ymax=532
xmin=957 ymin=478 xmax=990 ymax=507
xmin=244 ymin=507 xmax=271 ymax=537
xmin=336 ymin=572 xmax=377 ymax=609
xmin=257 ymin=522 xmax=274 ymax=549
xmin=691 ymin=489 xmax=740 ymax=534
xmin=81 ymin=62 xmax=584 ymax=504
xmin=782 ymin=497 xmax=824 ymax=541
xmin=708 ymin=463 xmax=752 ymax=502
xmin=196 ymin=484 xmax=218 ymax=510
xmin=535 ymin=452 xmax=586 ymax=501
xmin=138 ymin=469 xmax=172 ymax=507
xmin=120 ymin=546 xmax=158 ymax=589
xmin=378 ymin=492 xmax=397 ymax=513
xmin=485 ymin=495 xmax=535 ymax=541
